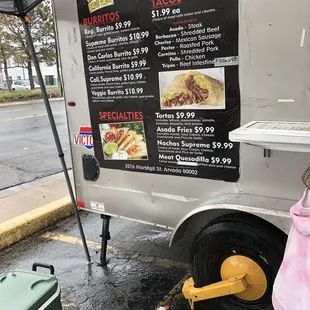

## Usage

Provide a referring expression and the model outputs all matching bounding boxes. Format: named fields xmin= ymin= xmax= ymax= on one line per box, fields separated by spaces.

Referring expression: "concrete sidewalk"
xmin=0 ymin=172 xmax=73 ymax=249
xmin=0 ymin=172 xmax=72 ymax=223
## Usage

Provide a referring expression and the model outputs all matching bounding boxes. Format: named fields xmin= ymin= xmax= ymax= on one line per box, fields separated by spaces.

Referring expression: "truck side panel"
xmin=53 ymin=0 xmax=310 ymax=229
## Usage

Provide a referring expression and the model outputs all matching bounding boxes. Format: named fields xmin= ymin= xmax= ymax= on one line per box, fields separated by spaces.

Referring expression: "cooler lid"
xmin=229 ymin=121 xmax=310 ymax=153
xmin=0 ymin=270 xmax=58 ymax=310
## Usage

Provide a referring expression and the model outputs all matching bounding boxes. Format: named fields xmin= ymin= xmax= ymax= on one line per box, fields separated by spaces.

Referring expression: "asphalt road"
xmin=0 ymin=101 xmax=71 ymax=190
xmin=0 ymin=102 xmax=206 ymax=309
xmin=0 ymin=213 xmax=197 ymax=310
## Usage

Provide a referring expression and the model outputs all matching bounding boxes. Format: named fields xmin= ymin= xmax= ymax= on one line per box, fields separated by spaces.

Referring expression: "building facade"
xmin=0 ymin=57 xmax=59 ymax=86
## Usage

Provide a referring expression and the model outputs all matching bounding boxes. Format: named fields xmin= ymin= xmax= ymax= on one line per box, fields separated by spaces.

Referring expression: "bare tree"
xmin=0 ymin=30 xmax=15 ymax=91
xmin=0 ymin=0 xmax=59 ymax=90
xmin=36 ymin=1 xmax=62 ymax=94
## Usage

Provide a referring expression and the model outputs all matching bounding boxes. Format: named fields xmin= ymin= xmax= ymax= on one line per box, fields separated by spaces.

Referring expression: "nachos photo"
xmin=87 ymin=0 xmax=114 ymax=13
xmin=160 ymin=69 xmax=225 ymax=109
xmin=100 ymin=122 xmax=148 ymax=161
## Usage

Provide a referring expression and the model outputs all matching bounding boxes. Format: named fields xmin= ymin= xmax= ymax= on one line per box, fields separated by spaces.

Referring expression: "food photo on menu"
xmin=87 ymin=0 xmax=114 ymax=13
xmin=159 ymin=68 xmax=225 ymax=110
xmin=100 ymin=122 xmax=148 ymax=161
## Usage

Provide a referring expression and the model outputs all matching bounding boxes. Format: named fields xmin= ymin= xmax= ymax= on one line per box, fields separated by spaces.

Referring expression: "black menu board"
xmin=76 ymin=0 xmax=240 ymax=182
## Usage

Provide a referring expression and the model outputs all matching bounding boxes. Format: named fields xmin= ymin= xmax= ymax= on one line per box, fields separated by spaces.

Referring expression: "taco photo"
xmin=100 ymin=122 xmax=148 ymax=161
xmin=159 ymin=68 xmax=225 ymax=110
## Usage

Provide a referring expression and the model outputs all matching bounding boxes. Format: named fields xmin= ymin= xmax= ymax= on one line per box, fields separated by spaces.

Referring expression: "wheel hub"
xmin=220 ymin=255 xmax=267 ymax=301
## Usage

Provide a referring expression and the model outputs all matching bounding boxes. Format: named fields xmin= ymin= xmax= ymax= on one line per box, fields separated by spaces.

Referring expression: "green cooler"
xmin=0 ymin=263 xmax=62 ymax=310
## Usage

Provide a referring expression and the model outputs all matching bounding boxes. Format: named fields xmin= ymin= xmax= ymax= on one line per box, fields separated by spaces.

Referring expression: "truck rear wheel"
xmin=190 ymin=213 xmax=287 ymax=310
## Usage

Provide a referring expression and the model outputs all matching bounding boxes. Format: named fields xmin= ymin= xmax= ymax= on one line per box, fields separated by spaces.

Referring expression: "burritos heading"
xmin=162 ymin=71 xmax=224 ymax=108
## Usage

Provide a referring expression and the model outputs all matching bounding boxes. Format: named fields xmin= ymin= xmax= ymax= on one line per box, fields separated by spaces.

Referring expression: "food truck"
xmin=51 ymin=0 xmax=310 ymax=308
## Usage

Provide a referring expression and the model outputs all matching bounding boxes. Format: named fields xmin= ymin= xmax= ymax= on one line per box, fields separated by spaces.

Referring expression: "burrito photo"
xmin=184 ymin=72 xmax=224 ymax=106
xmin=88 ymin=0 xmax=114 ymax=13
xmin=161 ymin=71 xmax=224 ymax=108
xmin=161 ymin=75 xmax=194 ymax=108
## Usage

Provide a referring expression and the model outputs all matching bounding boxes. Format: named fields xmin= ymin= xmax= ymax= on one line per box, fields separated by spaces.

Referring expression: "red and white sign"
xmin=73 ymin=126 xmax=94 ymax=150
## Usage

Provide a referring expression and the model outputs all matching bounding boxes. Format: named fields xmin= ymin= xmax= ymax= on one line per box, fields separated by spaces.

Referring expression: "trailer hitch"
xmin=182 ymin=274 xmax=248 ymax=310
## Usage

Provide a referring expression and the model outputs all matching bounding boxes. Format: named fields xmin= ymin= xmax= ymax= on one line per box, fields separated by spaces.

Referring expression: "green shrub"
xmin=0 ymin=88 xmax=62 ymax=103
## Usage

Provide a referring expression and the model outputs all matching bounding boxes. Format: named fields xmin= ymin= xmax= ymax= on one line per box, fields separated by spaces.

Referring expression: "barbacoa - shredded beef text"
xmin=185 ymin=75 xmax=209 ymax=103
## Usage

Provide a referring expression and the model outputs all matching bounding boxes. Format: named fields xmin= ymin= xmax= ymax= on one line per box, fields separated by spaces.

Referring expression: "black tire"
xmin=190 ymin=213 xmax=287 ymax=310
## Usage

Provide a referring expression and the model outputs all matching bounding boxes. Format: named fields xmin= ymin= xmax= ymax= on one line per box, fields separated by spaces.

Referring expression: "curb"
xmin=0 ymin=196 xmax=73 ymax=250
xmin=0 ymin=97 xmax=64 ymax=108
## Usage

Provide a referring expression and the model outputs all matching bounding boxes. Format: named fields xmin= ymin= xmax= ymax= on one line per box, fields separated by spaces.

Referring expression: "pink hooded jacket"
xmin=272 ymin=189 xmax=310 ymax=310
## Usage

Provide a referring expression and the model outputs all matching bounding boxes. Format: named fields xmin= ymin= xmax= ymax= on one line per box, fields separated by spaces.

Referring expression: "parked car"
xmin=11 ymin=80 xmax=40 ymax=90
xmin=0 ymin=80 xmax=40 ymax=91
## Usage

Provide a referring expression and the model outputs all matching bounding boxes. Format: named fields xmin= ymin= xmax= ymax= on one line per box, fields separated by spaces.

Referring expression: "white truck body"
xmin=53 ymin=0 xmax=310 ymax=244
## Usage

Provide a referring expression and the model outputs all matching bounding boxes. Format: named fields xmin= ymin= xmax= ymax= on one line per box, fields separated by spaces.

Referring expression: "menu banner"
xmin=76 ymin=0 xmax=240 ymax=182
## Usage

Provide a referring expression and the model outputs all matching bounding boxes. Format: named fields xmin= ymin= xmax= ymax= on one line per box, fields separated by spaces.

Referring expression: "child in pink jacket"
xmin=273 ymin=189 xmax=310 ymax=310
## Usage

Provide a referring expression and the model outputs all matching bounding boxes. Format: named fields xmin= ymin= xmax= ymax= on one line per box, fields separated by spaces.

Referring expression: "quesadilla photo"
xmin=122 ymin=134 xmax=144 ymax=151
xmin=127 ymin=141 xmax=148 ymax=159
xmin=101 ymin=122 xmax=148 ymax=161
xmin=115 ymin=127 xmax=129 ymax=145
xmin=118 ymin=130 xmax=136 ymax=150
xmin=161 ymin=70 xmax=225 ymax=109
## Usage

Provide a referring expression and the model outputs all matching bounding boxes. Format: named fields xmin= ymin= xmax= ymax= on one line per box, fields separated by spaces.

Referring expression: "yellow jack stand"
xmin=182 ymin=274 xmax=248 ymax=310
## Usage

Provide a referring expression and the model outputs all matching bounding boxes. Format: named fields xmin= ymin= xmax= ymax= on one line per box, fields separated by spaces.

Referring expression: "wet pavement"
xmin=0 ymin=101 xmax=71 ymax=190
xmin=0 ymin=102 xmax=203 ymax=309
xmin=0 ymin=212 xmax=199 ymax=310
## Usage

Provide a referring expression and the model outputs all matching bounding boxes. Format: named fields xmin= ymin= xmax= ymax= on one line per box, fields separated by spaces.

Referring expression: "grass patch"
xmin=0 ymin=88 xmax=62 ymax=103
